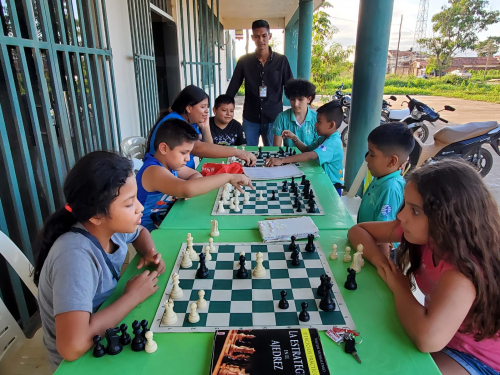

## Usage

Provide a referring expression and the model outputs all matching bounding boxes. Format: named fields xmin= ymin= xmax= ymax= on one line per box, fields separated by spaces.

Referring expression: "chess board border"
xmin=210 ymin=180 xmax=325 ymax=216
xmin=150 ymin=241 xmax=355 ymax=333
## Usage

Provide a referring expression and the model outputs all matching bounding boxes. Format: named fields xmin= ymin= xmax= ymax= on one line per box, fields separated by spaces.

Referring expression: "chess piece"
xmin=304 ymin=186 xmax=309 ymax=199
xmin=93 ymin=335 xmax=105 ymax=357
xmin=345 ymin=268 xmax=357 ymax=290
xmin=204 ymin=245 xmax=212 ymax=261
xmin=196 ymin=252 xmax=210 ymax=278
xmin=291 ymin=247 xmax=301 ymax=266
xmin=330 ymin=244 xmax=338 ymax=260
xmin=119 ymin=323 xmax=131 ymax=345
xmin=144 ymin=331 xmax=158 ymax=353
xmin=170 ymin=272 xmax=183 ymax=299
xmin=296 ymin=202 xmax=302 ymax=212
xmin=217 ymin=200 xmax=225 ymax=213
xmin=299 ymin=302 xmax=310 ymax=322
xmin=350 ymin=252 xmax=362 ymax=273
xmin=290 ymin=177 xmax=295 ymax=188
xmin=181 ymin=249 xmax=193 ymax=268
xmin=293 ymin=196 xmax=300 ymax=209
xmin=243 ymin=192 xmax=250 ymax=205
xmin=105 ymin=327 xmax=123 ymax=355
xmin=257 ymin=191 xmax=264 ymax=201
xmin=252 ymin=252 xmax=266 ymax=278
xmin=208 ymin=237 xmax=215 ymax=253
xmin=229 ymin=197 xmax=235 ymax=209
xmin=319 ymin=279 xmax=336 ymax=312
xmin=270 ymin=190 xmax=276 ymax=201
xmin=317 ymin=275 xmax=331 ymax=297
xmin=288 ymin=235 xmax=297 ymax=251
xmin=282 ymin=180 xmax=288 ymax=192
xmin=343 ymin=247 xmax=352 ymax=262
xmin=161 ymin=299 xmax=177 ymax=325
xmin=197 ymin=290 xmax=207 ymax=309
xmin=278 ymin=290 xmax=289 ymax=309
xmin=234 ymin=198 xmax=241 ymax=212
xmin=187 ymin=236 xmax=197 ymax=261
xmin=301 ymin=175 xmax=306 ymax=185
xmin=189 ymin=302 xmax=200 ymax=323
xmin=356 ymin=244 xmax=365 ymax=267
xmin=305 ymin=234 xmax=316 ymax=252
xmin=237 ymin=254 xmax=249 ymax=279
xmin=308 ymin=200 xmax=316 ymax=213
xmin=309 ymin=189 xmax=315 ymax=200
xmin=140 ymin=319 xmax=149 ymax=339
xmin=131 ymin=320 xmax=145 ymax=352
xmin=210 ymin=219 xmax=219 ymax=237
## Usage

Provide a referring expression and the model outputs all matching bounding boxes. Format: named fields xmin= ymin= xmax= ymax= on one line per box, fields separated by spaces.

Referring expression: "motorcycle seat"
xmin=433 ymin=121 xmax=499 ymax=144
xmin=389 ymin=108 xmax=410 ymax=120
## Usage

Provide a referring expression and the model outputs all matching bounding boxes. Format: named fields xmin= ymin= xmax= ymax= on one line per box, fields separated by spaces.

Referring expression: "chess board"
xmin=150 ymin=241 xmax=355 ymax=333
xmin=227 ymin=150 xmax=302 ymax=168
xmin=211 ymin=179 xmax=325 ymax=216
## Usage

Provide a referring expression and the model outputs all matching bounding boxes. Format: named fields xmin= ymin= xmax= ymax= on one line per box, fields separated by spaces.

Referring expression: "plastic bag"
xmin=201 ymin=162 xmax=244 ymax=176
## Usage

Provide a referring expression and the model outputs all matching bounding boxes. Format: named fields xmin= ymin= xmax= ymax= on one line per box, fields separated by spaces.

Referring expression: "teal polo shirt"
xmin=273 ymin=108 xmax=318 ymax=147
xmin=358 ymin=170 xmax=406 ymax=223
xmin=307 ymin=132 xmax=344 ymax=185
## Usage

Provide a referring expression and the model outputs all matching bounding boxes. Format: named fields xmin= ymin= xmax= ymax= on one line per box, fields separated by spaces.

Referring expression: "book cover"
xmin=209 ymin=329 xmax=330 ymax=375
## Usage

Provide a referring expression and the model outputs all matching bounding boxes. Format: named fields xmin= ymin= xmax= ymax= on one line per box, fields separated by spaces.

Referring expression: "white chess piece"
xmin=187 ymin=233 xmax=193 ymax=241
xmin=210 ymin=219 xmax=219 ymax=237
xmin=204 ymin=245 xmax=212 ymax=261
xmin=350 ymin=252 xmax=362 ymax=273
xmin=188 ymin=302 xmax=200 ymax=323
xmin=234 ymin=198 xmax=241 ymax=212
xmin=330 ymin=244 xmax=338 ymax=260
xmin=356 ymin=244 xmax=365 ymax=267
xmin=145 ymin=331 xmax=158 ymax=353
xmin=170 ymin=273 xmax=183 ymax=299
xmin=252 ymin=252 xmax=266 ymax=278
xmin=229 ymin=197 xmax=235 ymax=209
xmin=221 ymin=161 xmax=225 ymax=164
xmin=257 ymin=191 xmax=264 ymax=201
xmin=241 ymin=145 xmax=245 ymax=151
xmin=234 ymin=189 xmax=240 ymax=198
xmin=197 ymin=290 xmax=207 ymax=309
xmin=161 ymin=299 xmax=177 ymax=325
xmin=188 ymin=238 xmax=197 ymax=261
xmin=343 ymin=246 xmax=352 ymax=263
xmin=217 ymin=200 xmax=225 ymax=213
xmin=180 ymin=249 xmax=193 ymax=268
xmin=243 ymin=192 xmax=250 ymax=205
xmin=208 ymin=238 xmax=215 ymax=253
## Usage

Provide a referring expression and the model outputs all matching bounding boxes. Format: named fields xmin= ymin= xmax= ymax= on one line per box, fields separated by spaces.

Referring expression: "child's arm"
xmin=273 ymin=135 xmax=283 ymax=146
xmin=192 ymin=141 xmax=257 ymax=166
xmin=143 ymin=165 xmax=254 ymax=198
xmin=265 ymin=150 xmax=318 ymax=167
xmin=132 ymin=226 xmax=166 ymax=275
xmin=281 ymin=130 xmax=309 ymax=153
xmin=379 ymin=263 xmax=476 ymax=353
xmin=198 ymin=117 xmax=213 ymax=144
xmin=177 ymin=166 xmax=203 ymax=180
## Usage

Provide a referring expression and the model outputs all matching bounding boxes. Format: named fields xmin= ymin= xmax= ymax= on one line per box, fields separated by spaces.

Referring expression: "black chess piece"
xmin=278 ymin=290 xmax=289 ymax=309
xmin=131 ymin=320 xmax=145 ymax=352
xmin=288 ymin=235 xmax=297 ymax=251
xmin=293 ymin=150 xmax=297 ymax=155
xmin=285 ymin=146 xmax=289 ymax=153
xmin=196 ymin=252 xmax=210 ymax=278
xmin=237 ymin=254 xmax=249 ymax=279
xmin=119 ymin=323 xmax=131 ymax=345
xmin=309 ymin=190 xmax=315 ymax=199
xmin=308 ymin=197 xmax=315 ymax=206
xmin=299 ymin=302 xmax=310 ymax=322
xmin=267 ymin=152 xmax=270 ymax=158
xmin=303 ymin=186 xmax=310 ymax=199
xmin=301 ymin=175 xmax=306 ymax=185
xmin=140 ymin=319 xmax=149 ymax=339
xmin=308 ymin=201 xmax=316 ymax=213
xmin=317 ymin=274 xmax=327 ymax=296
xmin=305 ymin=234 xmax=316 ymax=252
xmin=270 ymin=190 xmax=276 ymax=201
xmin=279 ymin=147 xmax=284 ymax=156
xmin=290 ymin=176 xmax=295 ymax=188
xmin=345 ymin=268 xmax=358 ymax=290
xmin=319 ymin=280 xmax=336 ymax=312
xmin=296 ymin=204 xmax=302 ymax=212
xmin=291 ymin=248 xmax=301 ymax=266
xmin=93 ymin=335 xmax=106 ymax=358
xmin=293 ymin=196 xmax=300 ymax=209
xmin=281 ymin=181 xmax=288 ymax=192
xmin=105 ymin=327 xmax=123 ymax=355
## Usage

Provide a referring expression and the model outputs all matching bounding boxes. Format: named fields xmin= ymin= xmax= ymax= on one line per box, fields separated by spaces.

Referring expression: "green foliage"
xmin=475 ymin=36 xmax=500 ymax=57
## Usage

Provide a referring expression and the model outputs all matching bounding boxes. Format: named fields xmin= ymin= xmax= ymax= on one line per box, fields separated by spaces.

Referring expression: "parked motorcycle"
xmin=402 ymin=95 xmax=499 ymax=177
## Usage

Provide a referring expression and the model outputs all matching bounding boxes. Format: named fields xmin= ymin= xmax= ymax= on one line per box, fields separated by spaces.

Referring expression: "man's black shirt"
xmin=226 ymin=48 xmax=293 ymax=124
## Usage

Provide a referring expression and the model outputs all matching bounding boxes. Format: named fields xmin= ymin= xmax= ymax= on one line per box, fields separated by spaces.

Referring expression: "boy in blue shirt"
xmin=137 ymin=119 xmax=254 ymax=231
xmin=273 ymin=79 xmax=318 ymax=147
xmin=266 ymin=101 xmax=344 ymax=194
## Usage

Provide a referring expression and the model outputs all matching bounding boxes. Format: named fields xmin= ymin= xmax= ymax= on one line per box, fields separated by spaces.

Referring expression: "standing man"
xmin=226 ymin=20 xmax=293 ymax=146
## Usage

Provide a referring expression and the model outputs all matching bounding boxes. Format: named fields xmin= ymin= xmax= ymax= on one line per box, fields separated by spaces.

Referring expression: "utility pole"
xmin=394 ymin=14 xmax=403 ymax=74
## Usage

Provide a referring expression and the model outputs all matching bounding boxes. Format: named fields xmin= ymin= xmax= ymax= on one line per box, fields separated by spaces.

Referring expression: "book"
xmin=257 ymin=216 xmax=319 ymax=242
xmin=209 ymin=328 xmax=330 ymax=375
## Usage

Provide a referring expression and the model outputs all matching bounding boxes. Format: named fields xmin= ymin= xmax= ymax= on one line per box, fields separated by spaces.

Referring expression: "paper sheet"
xmin=243 ymin=164 xmax=304 ymax=180
xmin=257 ymin=216 xmax=319 ymax=242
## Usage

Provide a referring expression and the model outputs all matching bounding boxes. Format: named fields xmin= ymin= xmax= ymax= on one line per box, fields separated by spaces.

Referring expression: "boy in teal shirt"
xmin=273 ymin=79 xmax=318 ymax=147
xmin=266 ymin=101 xmax=344 ymax=194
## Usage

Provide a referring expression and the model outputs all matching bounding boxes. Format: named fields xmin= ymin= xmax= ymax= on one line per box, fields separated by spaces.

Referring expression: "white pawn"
xmin=221 ymin=161 xmax=225 ymax=164
xmin=181 ymin=249 xmax=193 ymax=268
xmin=241 ymin=145 xmax=245 ymax=151
xmin=252 ymin=252 xmax=266 ymax=278
xmin=197 ymin=290 xmax=207 ymax=309
xmin=170 ymin=273 xmax=183 ymax=299
xmin=217 ymin=200 xmax=225 ymax=213
xmin=187 ymin=233 xmax=193 ymax=242
xmin=161 ymin=299 xmax=177 ymax=325
xmin=188 ymin=302 xmax=200 ymax=323
xmin=234 ymin=189 xmax=240 ymax=198
xmin=343 ymin=246 xmax=352 ymax=263
xmin=350 ymin=252 xmax=362 ymax=273
xmin=188 ymin=240 xmax=197 ymax=261
xmin=145 ymin=331 xmax=158 ymax=353
xmin=330 ymin=244 xmax=338 ymax=260
xmin=257 ymin=191 xmax=264 ymax=201
xmin=229 ymin=197 xmax=235 ymax=209
xmin=234 ymin=198 xmax=241 ymax=212
xmin=208 ymin=237 xmax=215 ymax=253
xmin=210 ymin=219 xmax=219 ymax=237
xmin=204 ymin=245 xmax=212 ymax=261
xmin=356 ymin=244 xmax=365 ymax=267
xmin=243 ymin=192 xmax=250 ymax=205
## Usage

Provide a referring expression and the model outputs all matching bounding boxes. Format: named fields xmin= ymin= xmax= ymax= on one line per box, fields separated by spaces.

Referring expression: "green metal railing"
xmin=0 ymin=0 xmax=120 ymax=334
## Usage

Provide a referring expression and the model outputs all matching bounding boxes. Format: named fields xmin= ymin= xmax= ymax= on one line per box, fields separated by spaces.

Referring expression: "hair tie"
xmin=64 ymin=203 xmax=73 ymax=213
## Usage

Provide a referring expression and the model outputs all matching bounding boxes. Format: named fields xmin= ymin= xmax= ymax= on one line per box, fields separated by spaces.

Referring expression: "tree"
xmin=475 ymin=36 xmax=500 ymax=78
xmin=419 ymin=0 xmax=499 ymax=76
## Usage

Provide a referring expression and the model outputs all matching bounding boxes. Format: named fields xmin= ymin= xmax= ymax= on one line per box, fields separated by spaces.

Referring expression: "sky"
xmin=234 ymin=0 xmax=500 ymax=58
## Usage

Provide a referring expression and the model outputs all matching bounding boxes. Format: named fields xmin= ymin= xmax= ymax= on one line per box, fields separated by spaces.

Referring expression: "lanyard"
xmin=70 ymin=227 xmax=120 ymax=281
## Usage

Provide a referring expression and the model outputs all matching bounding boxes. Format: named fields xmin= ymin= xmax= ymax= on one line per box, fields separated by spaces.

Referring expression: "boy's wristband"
xmin=292 ymin=137 xmax=299 ymax=143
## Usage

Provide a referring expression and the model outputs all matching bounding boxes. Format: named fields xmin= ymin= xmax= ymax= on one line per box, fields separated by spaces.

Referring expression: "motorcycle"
xmin=402 ymin=95 xmax=499 ymax=178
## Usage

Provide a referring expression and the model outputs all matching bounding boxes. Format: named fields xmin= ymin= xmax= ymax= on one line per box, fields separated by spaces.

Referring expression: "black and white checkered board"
xmin=150 ymin=241 xmax=355 ymax=333
xmin=211 ymin=180 xmax=324 ymax=216
xmin=227 ymin=150 xmax=301 ymax=167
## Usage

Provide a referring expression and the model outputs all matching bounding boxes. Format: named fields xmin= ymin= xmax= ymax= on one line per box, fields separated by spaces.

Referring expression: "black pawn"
xmin=267 ymin=152 xmax=270 ymax=158
xmin=305 ymin=234 xmax=316 ymax=252
xmin=290 ymin=177 xmax=295 ymax=188
xmin=93 ymin=335 xmax=106 ymax=358
xmin=291 ymin=248 xmax=301 ymax=266
xmin=293 ymin=150 xmax=297 ymax=155
xmin=285 ymin=146 xmax=289 ymax=153
xmin=270 ymin=190 xmax=276 ymax=201
xmin=299 ymin=302 xmax=310 ymax=322
xmin=317 ymin=274 xmax=327 ymax=297
xmin=282 ymin=181 xmax=288 ymax=192
xmin=296 ymin=204 xmax=302 ymax=213
xmin=345 ymin=268 xmax=358 ymax=290
xmin=309 ymin=190 xmax=315 ymax=200
xmin=237 ymin=255 xmax=248 ymax=279
xmin=301 ymin=175 xmax=306 ymax=185
xmin=293 ymin=196 xmax=300 ymax=209
xmin=120 ymin=323 xmax=131 ymax=345
xmin=288 ymin=235 xmax=297 ymax=251
xmin=304 ymin=187 xmax=310 ymax=199
xmin=279 ymin=147 xmax=284 ymax=156
xmin=196 ymin=252 xmax=210 ymax=278
xmin=308 ymin=201 xmax=316 ymax=213
xmin=105 ymin=327 xmax=123 ymax=355
xmin=140 ymin=319 xmax=149 ymax=339
xmin=131 ymin=320 xmax=145 ymax=352
xmin=278 ymin=290 xmax=289 ymax=309
xmin=319 ymin=280 xmax=336 ymax=312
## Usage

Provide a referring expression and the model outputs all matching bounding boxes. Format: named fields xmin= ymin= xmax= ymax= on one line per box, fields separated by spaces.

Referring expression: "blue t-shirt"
xmin=136 ymin=154 xmax=178 ymax=231
xmin=148 ymin=112 xmax=200 ymax=169
xmin=307 ymin=132 xmax=344 ymax=186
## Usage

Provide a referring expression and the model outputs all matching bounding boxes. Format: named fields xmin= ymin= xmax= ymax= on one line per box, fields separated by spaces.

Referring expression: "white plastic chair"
xmin=0 ymin=231 xmax=38 ymax=366
xmin=121 ymin=136 xmax=146 ymax=160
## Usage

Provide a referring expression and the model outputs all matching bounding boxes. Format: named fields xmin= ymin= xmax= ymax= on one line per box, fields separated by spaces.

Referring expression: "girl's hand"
xmin=137 ymin=248 xmax=166 ymax=276
xmin=198 ymin=116 xmax=210 ymax=130
xmin=281 ymin=130 xmax=297 ymax=140
xmin=377 ymin=260 xmax=410 ymax=293
xmin=265 ymin=157 xmax=283 ymax=167
xmin=237 ymin=150 xmax=257 ymax=166
xmin=229 ymin=174 xmax=255 ymax=194
xmin=124 ymin=270 xmax=159 ymax=303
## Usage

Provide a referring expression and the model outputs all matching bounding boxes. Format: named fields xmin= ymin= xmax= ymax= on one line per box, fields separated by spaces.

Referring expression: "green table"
xmin=56 ymin=230 xmax=439 ymax=375
xmin=160 ymin=173 xmax=355 ymax=231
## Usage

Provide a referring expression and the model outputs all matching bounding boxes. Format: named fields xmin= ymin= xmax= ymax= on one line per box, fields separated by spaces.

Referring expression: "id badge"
xmin=259 ymin=86 xmax=268 ymax=98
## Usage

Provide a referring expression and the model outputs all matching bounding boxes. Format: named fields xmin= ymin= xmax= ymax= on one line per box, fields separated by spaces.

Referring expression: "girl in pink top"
xmin=348 ymin=159 xmax=500 ymax=375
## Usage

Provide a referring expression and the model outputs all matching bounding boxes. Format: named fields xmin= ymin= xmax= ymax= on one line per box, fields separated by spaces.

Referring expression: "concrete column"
xmin=284 ymin=21 xmax=299 ymax=77
xmin=296 ymin=0 xmax=314 ymax=79
xmin=344 ymin=0 xmax=394 ymax=190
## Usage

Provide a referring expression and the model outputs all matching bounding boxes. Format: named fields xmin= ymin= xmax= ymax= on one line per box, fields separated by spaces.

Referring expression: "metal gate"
xmin=0 ymin=0 xmax=120 ymax=334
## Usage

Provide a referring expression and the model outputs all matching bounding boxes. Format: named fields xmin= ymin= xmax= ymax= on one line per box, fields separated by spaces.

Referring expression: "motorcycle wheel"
xmin=416 ymin=123 xmax=429 ymax=143
xmin=464 ymin=147 xmax=493 ymax=178
xmin=341 ymin=126 xmax=349 ymax=147
xmin=380 ymin=112 xmax=390 ymax=124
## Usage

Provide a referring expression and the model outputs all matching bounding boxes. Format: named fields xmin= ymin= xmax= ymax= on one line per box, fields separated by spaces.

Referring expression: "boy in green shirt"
xmin=273 ymin=79 xmax=318 ymax=147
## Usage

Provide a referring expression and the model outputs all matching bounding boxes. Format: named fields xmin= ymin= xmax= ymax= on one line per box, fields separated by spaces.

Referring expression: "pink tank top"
xmin=397 ymin=226 xmax=500 ymax=371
